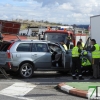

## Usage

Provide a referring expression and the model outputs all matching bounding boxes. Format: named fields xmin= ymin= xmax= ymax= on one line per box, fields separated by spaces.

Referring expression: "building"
xmin=19 ymin=29 xmax=32 ymax=36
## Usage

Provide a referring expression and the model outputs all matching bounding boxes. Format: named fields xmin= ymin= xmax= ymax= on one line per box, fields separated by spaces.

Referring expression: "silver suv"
xmin=0 ymin=40 xmax=71 ymax=78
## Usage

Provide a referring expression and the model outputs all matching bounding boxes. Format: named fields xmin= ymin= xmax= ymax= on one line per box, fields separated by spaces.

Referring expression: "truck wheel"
xmin=20 ymin=63 xmax=33 ymax=78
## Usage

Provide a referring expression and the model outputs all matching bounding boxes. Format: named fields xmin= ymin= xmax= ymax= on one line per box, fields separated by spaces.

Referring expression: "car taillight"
xmin=7 ymin=42 xmax=14 ymax=58
xmin=7 ymin=50 xmax=11 ymax=58
xmin=8 ymin=62 xmax=11 ymax=69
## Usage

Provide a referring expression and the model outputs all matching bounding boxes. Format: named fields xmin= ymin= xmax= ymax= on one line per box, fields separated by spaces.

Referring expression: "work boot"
xmin=79 ymin=76 xmax=84 ymax=80
xmin=72 ymin=76 xmax=77 ymax=80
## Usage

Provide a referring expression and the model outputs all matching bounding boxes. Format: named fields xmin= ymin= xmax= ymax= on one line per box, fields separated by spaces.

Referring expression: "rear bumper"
xmin=0 ymin=63 xmax=19 ymax=71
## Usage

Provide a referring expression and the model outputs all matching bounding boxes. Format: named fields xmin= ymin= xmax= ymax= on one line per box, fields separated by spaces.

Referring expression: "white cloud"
xmin=59 ymin=3 xmax=74 ymax=10
xmin=0 ymin=0 xmax=100 ymax=24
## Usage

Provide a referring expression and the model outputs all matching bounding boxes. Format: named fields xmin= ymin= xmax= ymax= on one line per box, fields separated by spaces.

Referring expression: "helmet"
xmin=81 ymin=50 xmax=88 ymax=55
xmin=83 ymin=51 xmax=88 ymax=55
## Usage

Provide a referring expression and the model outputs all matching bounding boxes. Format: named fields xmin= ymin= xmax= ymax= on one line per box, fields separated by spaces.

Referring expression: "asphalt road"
xmin=0 ymin=71 xmax=99 ymax=100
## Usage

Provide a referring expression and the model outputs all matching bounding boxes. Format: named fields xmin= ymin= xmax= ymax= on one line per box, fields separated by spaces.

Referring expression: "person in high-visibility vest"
xmin=72 ymin=41 xmax=84 ymax=80
xmin=81 ymin=50 xmax=91 ymax=66
xmin=61 ymin=41 xmax=68 ymax=50
xmin=79 ymin=39 xmax=85 ymax=49
xmin=90 ymin=39 xmax=100 ymax=79
xmin=66 ymin=36 xmax=71 ymax=49
xmin=69 ymin=39 xmax=74 ymax=49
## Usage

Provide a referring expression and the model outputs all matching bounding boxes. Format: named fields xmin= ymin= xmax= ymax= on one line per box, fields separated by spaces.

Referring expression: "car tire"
xmin=19 ymin=63 xmax=34 ymax=78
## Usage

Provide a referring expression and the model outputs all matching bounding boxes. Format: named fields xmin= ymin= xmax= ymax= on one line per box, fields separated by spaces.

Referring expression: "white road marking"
xmin=0 ymin=82 xmax=36 ymax=100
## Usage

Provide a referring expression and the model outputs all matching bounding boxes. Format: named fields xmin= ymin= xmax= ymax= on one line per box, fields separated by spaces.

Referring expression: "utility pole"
xmin=27 ymin=24 xmax=30 ymax=35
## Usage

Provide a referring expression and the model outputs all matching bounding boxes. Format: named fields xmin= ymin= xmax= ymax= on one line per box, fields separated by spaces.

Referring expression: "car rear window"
xmin=0 ymin=42 xmax=11 ymax=51
xmin=16 ymin=43 xmax=31 ymax=52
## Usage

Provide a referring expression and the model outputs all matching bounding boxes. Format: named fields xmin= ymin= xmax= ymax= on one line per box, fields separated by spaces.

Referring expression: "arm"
xmin=78 ymin=48 xmax=82 ymax=53
xmin=90 ymin=46 xmax=95 ymax=52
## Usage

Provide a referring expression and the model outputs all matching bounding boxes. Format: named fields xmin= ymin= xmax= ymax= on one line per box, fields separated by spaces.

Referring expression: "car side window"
xmin=32 ymin=43 xmax=37 ymax=52
xmin=35 ymin=43 xmax=48 ymax=52
xmin=17 ymin=43 xmax=31 ymax=52
xmin=48 ymin=44 xmax=62 ymax=53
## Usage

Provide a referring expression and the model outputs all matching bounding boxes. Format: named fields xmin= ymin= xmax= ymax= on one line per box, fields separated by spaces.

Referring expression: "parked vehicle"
xmin=0 ymin=40 xmax=71 ymax=78
xmin=42 ymin=28 xmax=75 ymax=46
xmin=84 ymin=15 xmax=100 ymax=63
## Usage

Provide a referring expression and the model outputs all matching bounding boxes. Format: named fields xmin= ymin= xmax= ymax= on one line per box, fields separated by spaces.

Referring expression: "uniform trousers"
xmin=72 ymin=57 xmax=82 ymax=76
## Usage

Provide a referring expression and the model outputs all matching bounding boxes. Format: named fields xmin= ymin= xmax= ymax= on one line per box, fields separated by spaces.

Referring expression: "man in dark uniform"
xmin=66 ymin=36 xmax=71 ymax=49
xmin=90 ymin=39 xmax=100 ymax=79
xmin=72 ymin=41 xmax=84 ymax=80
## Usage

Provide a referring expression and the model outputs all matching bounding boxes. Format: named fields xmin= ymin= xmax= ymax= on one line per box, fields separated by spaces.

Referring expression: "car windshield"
xmin=44 ymin=33 xmax=68 ymax=43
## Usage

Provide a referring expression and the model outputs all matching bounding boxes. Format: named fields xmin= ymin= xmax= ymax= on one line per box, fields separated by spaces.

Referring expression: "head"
xmin=77 ymin=41 xmax=82 ymax=48
xmin=68 ymin=36 xmax=70 ymax=40
xmin=79 ymin=39 xmax=82 ymax=42
xmin=91 ymin=39 xmax=96 ymax=45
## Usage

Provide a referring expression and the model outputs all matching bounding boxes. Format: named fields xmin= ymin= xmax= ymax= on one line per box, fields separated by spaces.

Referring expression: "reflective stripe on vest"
xmin=92 ymin=44 xmax=100 ymax=58
xmin=82 ymin=42 xmax=84 ymax=47
xmin=72 ymin=46 xmax=79 ymax=57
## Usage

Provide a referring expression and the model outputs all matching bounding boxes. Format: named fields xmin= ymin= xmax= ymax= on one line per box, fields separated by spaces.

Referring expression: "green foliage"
xmin=13 ymin=19 xmax=65 ymax=30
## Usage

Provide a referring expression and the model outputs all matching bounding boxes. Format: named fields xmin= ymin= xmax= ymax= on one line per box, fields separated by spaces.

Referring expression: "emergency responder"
xmin=81 ymin=50 xmax=92 ymax=75
xmin=49 ymin=44 xmax=61 ymax=67
xmin=66 ymin=36 xmax=71 ymax=49
xmin=40 ymin=31 xmax=44 ymax=40
xmin=69 ymin=39 xmax=74 ymax=49
xmin=72 ymin=41 xmax=84 ymax=80
xmin=81 ymin=50 xmax=91 ymax=67
xmin=61 ymin=41 xmax=68 ymax=50
xmin=79 ymin=39 xmax=85 ymax=48
xmin=90 ymin=39 xmax=100 ymax=79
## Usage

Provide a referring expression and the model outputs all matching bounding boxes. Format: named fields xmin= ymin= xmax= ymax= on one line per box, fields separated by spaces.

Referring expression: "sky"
xmin=0 ymin=0 xmax=100 ymax=24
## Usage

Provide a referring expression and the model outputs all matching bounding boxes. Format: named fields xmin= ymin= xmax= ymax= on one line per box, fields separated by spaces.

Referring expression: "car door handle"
xmin=32 ymin=54 xmax=37 ymax=56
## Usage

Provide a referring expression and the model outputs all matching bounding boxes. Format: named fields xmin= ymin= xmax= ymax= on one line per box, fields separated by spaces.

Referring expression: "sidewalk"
xmin=58 ymin=82 xmax=100 ymax=98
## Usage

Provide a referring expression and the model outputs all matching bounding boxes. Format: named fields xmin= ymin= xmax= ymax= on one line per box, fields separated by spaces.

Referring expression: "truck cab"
xmin=39 ymin=27 xmax=75 ymax=49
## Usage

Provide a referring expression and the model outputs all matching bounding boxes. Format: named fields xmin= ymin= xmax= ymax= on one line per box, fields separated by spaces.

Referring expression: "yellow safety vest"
xmin=80 ymin=42 xmax=84 ymax=50
xmin=92 ymin=44 xmax=100 ymax=58
xmin=82 ymin=57 xmax=91 ymax=66
xmin=72 ymin=46 xmax=80 ymax=57
xmin=82 ymin=42 xmax=84 ymax=48
xmin=63 ymin=44 xmax=68 ymax=50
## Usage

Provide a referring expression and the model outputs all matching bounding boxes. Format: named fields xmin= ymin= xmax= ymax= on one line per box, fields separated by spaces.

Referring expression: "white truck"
xmin=84 ymin=15 xmax=100 ymax=67
xmin=85 ymin=15 xmax=100 ymax=48
xmin=90 ymin=15 xmax=100 ymax=44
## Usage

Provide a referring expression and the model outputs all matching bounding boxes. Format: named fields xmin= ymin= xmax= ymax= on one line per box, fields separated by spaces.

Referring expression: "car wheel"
xmin=20 ymin=63 xmax=33 ymax=78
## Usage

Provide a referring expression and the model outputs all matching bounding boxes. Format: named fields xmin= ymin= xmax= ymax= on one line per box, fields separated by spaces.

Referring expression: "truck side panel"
xmin=90 ymin=15 xmax=100 ymax=44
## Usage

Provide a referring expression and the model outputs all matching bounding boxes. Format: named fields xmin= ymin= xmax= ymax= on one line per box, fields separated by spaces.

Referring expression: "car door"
xmin=61 ymin=51 xmax=66 ymax=68
xmin=59 ymin=44 xmax=71 ymax=68
xmin=84 ymin=37 xmax=92 ymax=63
xmin=48 ymin=43 xmax=66 ymax=68
xmin=59 ymin=45 xmax=67 ymax=68
xmin=31 ymin=43 xmax=52 ymax=68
